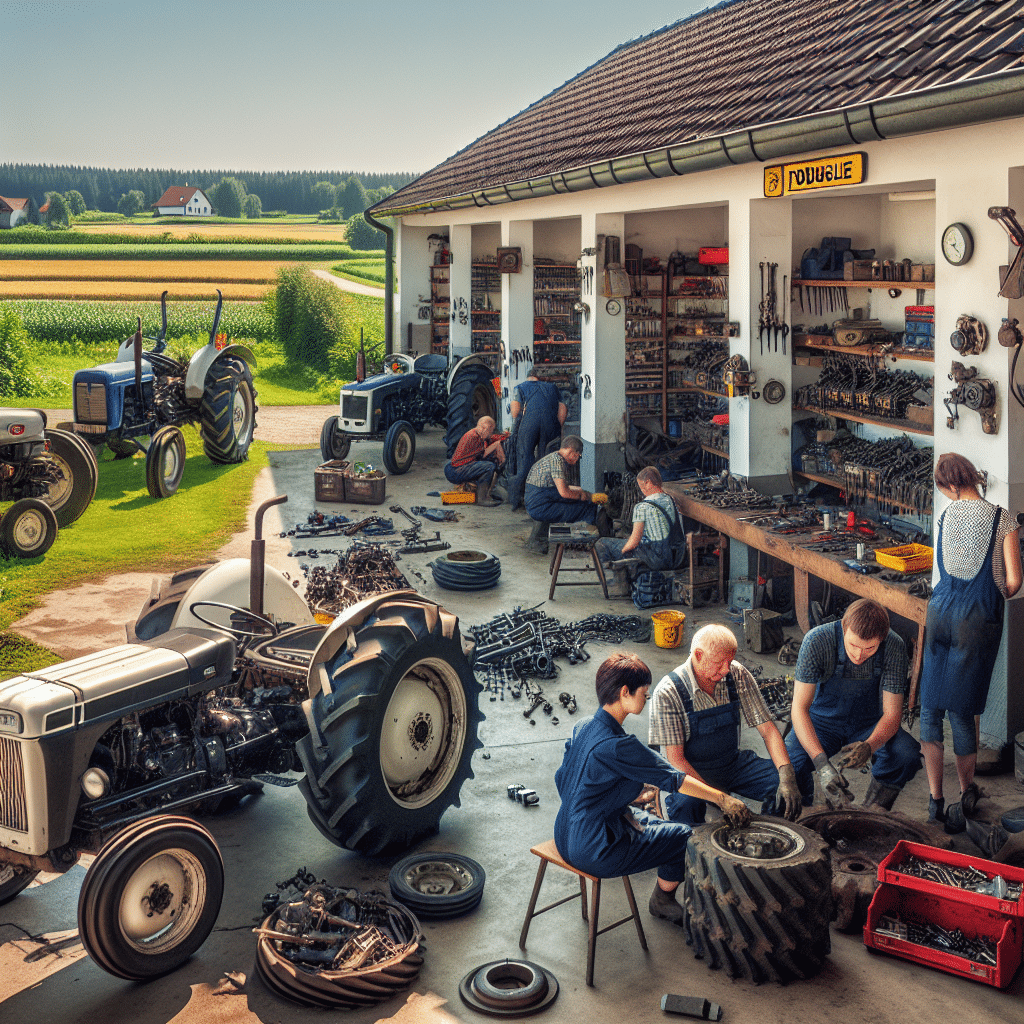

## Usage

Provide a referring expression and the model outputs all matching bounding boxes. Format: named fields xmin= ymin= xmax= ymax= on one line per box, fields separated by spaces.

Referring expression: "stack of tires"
xmin=430 ymin=550 xmax=501 ymax=591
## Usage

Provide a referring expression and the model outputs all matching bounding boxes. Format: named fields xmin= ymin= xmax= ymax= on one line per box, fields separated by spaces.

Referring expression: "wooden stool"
xmin=547 ymin=525 xmax=609 ymax=600
xmin=675 ymin=530 xmax=726 ymax=606
xmin=519 ymin=839 xmax=647 ymax=987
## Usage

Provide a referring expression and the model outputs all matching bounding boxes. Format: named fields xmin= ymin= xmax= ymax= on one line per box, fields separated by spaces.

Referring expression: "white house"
xmin=0 ymin=196 xmax=32 ymax=228
xmin=152 ymin=185 xmax=214 ymax=217
xmin=369 ymin=0 xmax=1024 ymax=751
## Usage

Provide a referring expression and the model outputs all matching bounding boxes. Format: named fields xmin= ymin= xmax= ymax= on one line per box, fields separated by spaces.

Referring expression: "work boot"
xmin=526 ymin=519 xmax=549 ymax=555
xmin=944 ymin=782 xmax=981 ymax=835
xmin=862 ymin=778 xmax=900 ymax=811
xmin=927 ymin=796 xmax=945 ymax=825
xmin=595 ymin=507 xmax=613 ymax=537
xmin=476 ymin=477 xmax=502 ymax=507
xmin=649 ymin=883 xmax=685 ymax=926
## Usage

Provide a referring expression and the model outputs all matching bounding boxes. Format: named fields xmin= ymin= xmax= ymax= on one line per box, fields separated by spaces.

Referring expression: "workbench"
xmin=663 ymin=483 xmax=929 ymax=709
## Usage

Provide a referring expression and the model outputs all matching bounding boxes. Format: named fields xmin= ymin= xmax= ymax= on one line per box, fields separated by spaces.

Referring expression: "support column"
xmin=501 ymin=221 xmax=534 ymax=430
xmin=579 ymin=211 xmax=626 ymax=491
xmin=449 ymin=223 xmax=472 ymax=362
xmin=396 ymin=224 xmax=434 ymax=355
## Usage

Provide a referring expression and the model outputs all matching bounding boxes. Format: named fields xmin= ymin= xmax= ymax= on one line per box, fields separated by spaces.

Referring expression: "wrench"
xmin=389 ymin=505 xmax=421 ymax=528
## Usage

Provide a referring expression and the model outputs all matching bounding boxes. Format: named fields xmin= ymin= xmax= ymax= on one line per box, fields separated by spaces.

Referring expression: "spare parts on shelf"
xmin=944 ymin=361 xmax=998 ymax=434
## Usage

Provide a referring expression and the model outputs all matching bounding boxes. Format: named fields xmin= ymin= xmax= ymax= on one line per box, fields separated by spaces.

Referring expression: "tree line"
xmin=0 ymin=164 xmax=415 ymax=215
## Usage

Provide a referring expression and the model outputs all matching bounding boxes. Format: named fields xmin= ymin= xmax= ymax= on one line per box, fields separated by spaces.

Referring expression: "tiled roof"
xmin=0 ymin=196 xmax=30 ymax=212
xmin=373 ymin=0 xmax=1024 ymax=215
xmin=153 ymin=186 xmax=205 ymax=208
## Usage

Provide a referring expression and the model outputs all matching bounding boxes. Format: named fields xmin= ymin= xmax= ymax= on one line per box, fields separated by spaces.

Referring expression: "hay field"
xmin=75 ymin=220 xmax=350 ymax=241
xmin=0 ymin=259 xmax=284 ymax=300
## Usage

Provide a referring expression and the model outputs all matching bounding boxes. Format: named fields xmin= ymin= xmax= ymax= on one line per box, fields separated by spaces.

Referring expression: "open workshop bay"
xmin=1 ymin=424 xmax=1021 ymax=1024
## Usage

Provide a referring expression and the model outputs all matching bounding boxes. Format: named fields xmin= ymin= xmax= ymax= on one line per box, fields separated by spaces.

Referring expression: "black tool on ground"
xmin=399 ymin=532 xmax=450 ymax=554
xmin=661 ymin=995 xmax=723 ymax=1021
xmin=342 ymin=515 xmax=395 ymax=536
xmin=389 ymin=504 xmax=421 ymax=528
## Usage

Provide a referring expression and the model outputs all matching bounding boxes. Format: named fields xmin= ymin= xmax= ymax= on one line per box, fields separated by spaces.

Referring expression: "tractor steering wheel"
xmin=189 ymin=601 xmax=279 ymax=641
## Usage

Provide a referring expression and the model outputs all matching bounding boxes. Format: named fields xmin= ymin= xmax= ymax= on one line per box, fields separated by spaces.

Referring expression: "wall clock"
xmin=941 ymin=222 xmax=973 ymax=266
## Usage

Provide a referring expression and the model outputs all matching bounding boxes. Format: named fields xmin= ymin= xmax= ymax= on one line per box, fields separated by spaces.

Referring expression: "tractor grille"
xmin=0 ymin=737 xmax=28 ymax=833
xmin=74 ymin=381 xmax=107 ymax=425
xmin=342 ymin=394 xmax=368 ymax=420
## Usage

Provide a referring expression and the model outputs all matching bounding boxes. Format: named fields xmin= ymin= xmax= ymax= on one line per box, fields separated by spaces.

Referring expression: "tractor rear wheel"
xmin=200 ymin=356 xmax=257 ymax=464
xmin=444 ymin=364 xmax=497 ymax=458
xmin=41 ymin=428 xmax=97 ymax=527
xmin=0 ymin=498 xmax=58 ymax=558
xmin=296 ymin=595 xmax=482 ymax=856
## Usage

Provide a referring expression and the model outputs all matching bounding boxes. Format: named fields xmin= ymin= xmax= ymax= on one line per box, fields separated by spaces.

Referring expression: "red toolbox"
xmin=877 ymin=840 xmax=1024 ymax=918
xmin=864 ymin=884 xmax=1022 ymax=988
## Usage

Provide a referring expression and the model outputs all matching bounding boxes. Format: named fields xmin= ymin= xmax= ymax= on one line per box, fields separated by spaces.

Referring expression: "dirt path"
xmin=311 ymin=267 xmax=385 ymax=297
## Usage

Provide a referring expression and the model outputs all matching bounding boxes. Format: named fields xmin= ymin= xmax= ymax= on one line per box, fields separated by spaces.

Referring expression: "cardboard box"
xmin=906 ymin=404 xmax=933 ymax=427
xmin=911 ymin=263 xmax=935 ymax=282
xmin=314 ymin=460 xmax=349 ymax=503
xmin=844 ymin=259 xmax=876 ymax=280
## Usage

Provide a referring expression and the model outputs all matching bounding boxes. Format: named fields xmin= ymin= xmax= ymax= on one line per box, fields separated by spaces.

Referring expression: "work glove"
xmin=719 ymin=794 xmax=752 ymax=828
xmin=812 ymin=753 xmax=853 ymax=809
xmin=774 ymin=763 xmax=802 ymax=821
xmin=834 ymin=740 xmax=873 ymax=771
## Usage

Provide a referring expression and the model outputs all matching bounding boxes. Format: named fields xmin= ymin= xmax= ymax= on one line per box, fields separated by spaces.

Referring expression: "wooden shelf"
xmin=702 ymin=445 xmax=729 ymax=458
xmin=793 ymin=278 xmax=934 ymax=290
xmin=535 ymin=340 xmax=581 ymax=346
xmin=792 ymin=471 xmax=930 ymax=513
xmin=793 ymin=335 xmax=934 ymax=362
xmin=793 ymin=405 xmax=933 ymax=436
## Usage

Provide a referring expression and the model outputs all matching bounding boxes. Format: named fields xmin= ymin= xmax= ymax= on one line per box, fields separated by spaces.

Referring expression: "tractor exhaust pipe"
xmin=251 ymin=494 xmax=288 ymax=618
xmin=133 ymin=318 xmax=144 ymax=408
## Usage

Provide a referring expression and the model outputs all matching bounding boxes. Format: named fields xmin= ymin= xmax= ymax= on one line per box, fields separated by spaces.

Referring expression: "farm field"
xmin=75 ymin=218 xmax=351 ymax=240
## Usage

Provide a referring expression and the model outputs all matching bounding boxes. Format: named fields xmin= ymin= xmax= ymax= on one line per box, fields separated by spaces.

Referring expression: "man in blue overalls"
xmin=506 ymin=372 xmax=566 ymax=511
xmin=648 ymin=623 xmax=802 ymax=827
xmin=786 ymin=598 xmax=921 ymax=809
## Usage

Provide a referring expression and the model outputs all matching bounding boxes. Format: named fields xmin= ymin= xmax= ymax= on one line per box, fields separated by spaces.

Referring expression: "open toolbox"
xmin=877 ymin=840 xmax=1024 ymax=917
xmin=864 ymin=840 xmax=1024 ymax=987
xmin=864 ymin=884 xmax=1022 ymax=988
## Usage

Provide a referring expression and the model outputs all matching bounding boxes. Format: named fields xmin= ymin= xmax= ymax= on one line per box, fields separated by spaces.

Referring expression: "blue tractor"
xmin=319 ymin=352 xmax=498 ymax=474
xmin=71 ymin=291 xmax=257 ymax=498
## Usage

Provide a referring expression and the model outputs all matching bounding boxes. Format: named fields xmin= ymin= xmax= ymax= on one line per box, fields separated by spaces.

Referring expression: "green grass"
xmin=329 ymin=259 xmax=387 ymax=288
xmin=0 ymin=433 xmax=287 ymax=679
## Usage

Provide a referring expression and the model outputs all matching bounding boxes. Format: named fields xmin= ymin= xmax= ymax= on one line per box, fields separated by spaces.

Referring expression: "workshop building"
xmin=369 ymin=0 xmax=1024 ymax=752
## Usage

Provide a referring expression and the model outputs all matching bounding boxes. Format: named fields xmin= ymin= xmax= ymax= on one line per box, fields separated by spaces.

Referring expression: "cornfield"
xmin=0 ymin=243 xmax=358 ymax=260
xmin=2 ymin=260 xmax=287 ymax=282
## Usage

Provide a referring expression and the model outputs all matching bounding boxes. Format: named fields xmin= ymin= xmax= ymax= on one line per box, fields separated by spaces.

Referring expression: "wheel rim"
xmin=395 ymin=430 xmax=412 ymax=467
xmin=402 ymin=858 xmax=474 ymax=897
xmin=709 ymin=820 xmax=805 ymax=860
xmin=161 ymin=440 xmax=183 ymax=485
xmin=379 ymin=658 xmax=468 ymax=809
xmin=232 ymin=384 xmax=255 ymax=446
xmin=43 ymin=452 xmax=74 ymax=509
xmin=119 ymin=849 xmax=208 ymax=954
xmin=12 ymin=509 xmax=48 ymax=551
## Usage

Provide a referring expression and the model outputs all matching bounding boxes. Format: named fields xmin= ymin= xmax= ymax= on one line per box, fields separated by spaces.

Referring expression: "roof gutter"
xmin=363 ymin=208 xmax=394 ymax=355
xmin=371 ymin=70 xmax=1024 ymax=219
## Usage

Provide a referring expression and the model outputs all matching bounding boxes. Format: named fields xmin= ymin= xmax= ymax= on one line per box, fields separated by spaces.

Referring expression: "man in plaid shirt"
xmin=443 ymin=416 xmax=505 ymax=506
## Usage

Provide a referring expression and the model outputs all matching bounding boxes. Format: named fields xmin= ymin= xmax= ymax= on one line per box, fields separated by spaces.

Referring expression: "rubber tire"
xmin=382 ymin=419 xmax=416 ymax=475
xmin=0 ymin=498 xmax=58 ymax=559
xmin=798 ymin=805 xmax=951 ymax=932
xmin=199 ymin=355 xmax=257 ymax=464
xmin=77 ymin=814 xmax=224 ymax=981
xmin=320 ymin=417 xmax=351 ymax=462
xmin=388 ymin=852 xmax=485 ymax=918
xmin=40 ymin=428 xmax=97 ymax=527
xmin=444 ymin=363 xmax=497 ymax=458
xmin=296 ymin=595 xmax=483 ymax=856
xmin=430 ymin=549 xmax=501 ymax=591
xmin=683 ymin=816 xmax=832 ymax=984
xmin=145 ymin=426 xmax=186 ymax=499
xmin=0 ymin=862 xmax=40 ymax=905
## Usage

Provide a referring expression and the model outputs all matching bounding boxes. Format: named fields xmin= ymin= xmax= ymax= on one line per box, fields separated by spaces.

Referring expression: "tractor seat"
xmin=413 ymin=354 xmax=448 ymax=374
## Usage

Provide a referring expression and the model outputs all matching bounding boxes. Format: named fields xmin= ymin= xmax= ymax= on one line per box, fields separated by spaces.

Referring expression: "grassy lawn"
xmin=0 ymin=433 xmax=294 ymax=679
xmin=329 ymin=258 xmax=386 ymax=288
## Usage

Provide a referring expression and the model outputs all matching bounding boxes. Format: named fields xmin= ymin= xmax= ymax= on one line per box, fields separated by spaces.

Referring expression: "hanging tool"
xmin=758 ymin=262 xmax=767 ymax=355
xmin=583 ymin=374 xmax=593 ymax=400
xmin=782 ymin=274 xmax=789 ymax=355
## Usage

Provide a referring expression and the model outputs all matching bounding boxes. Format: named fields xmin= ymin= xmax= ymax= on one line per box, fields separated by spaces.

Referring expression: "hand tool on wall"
xmin=758 ymin=262 xmax=767 ymax=355
xmin=989 ymin=206 xmax=1024 ymax=299
xmin=782 ymin=275 xmax=789 ymax=355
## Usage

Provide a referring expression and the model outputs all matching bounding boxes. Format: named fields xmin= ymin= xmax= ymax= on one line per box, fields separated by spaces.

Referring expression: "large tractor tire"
xmin=296 ymin=596 xmax=483 ymax=857
xmin=444 ymin=364 xmax=497 ymax=458
xmin=0 ymin=498 xmax=58 ymax=559
xmin=77 ymin=815 xmax=224 ymax=980
xmin=199 ymin=355 xmax=257 ymax=464
xmin=798 ymin=805 xmax=951 ymax=933
xmin=683 ymin=817 xmax=832 ymax=985
xmin=0 ymin=861 xmax=39 ymax=905
xmin=320 ymin=416 xmax=351 ymax=462
xmin=41 ymin=428 xmax=97 ymax=527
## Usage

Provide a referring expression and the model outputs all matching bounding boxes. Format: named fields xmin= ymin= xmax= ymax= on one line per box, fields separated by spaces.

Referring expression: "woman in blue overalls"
xmin=920 ymin=454 xmax=1022 ymax=828
xmin=786 ymin=600 xmax=921 ymax=809
xmin=554 ymin=652 xmax=751 ymax=925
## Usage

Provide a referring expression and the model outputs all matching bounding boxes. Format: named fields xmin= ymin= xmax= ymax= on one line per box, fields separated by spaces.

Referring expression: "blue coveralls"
xmin=554 ymin=709 xmax=692 ymax=882
xmin=508 ymin=380 xmax=562 ymax=510
xmin=661 ymin=673 xmax=780 ymax=827
xmin=524 ymin=454 xmax=599 ymax=525
xmin=785 ymin=621 xmax=921 ymax=802
xmin=921 ymin=511 xmax=1004 ymax=718
xmin=596 ymin=497 xmax=683 ymax=571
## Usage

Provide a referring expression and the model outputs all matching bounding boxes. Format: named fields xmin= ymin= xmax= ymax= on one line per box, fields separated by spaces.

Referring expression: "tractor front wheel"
xmin=383 ymin=420 xmax=416 ymax=475
xmin=145 ymin=426 xmax=187 ymax=499
xmin=0 ymin=499 xmax=58 ymax=558
xmin=320 ymin=417 xmax=351 ymax=462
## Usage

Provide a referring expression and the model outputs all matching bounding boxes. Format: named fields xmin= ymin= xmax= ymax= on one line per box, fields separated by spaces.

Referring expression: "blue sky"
xmin=1 ymin=0 xmax=713 ymax=174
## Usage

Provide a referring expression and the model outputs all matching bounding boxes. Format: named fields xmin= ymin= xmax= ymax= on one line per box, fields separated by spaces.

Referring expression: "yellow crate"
xmin=441 ymin=490 xmax=477 ymax=504
xmin=873 ymin=543 xmax=933 ymax=573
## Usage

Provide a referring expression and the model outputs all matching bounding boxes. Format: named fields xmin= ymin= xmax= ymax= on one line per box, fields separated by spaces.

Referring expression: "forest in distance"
xmin=0 ymin=163 xmax=416 ymax=215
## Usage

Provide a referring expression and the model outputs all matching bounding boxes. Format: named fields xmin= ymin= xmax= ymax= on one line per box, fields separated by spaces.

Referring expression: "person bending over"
xmin=595 ymin=466 xmax=685 ymax=571
xmin=524 ymin=435 xmax=610 ymax=534
xmin=443 ymin=416 xmax=505 ymax=506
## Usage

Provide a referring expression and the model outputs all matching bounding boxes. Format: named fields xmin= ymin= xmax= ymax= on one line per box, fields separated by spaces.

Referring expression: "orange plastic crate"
xmin=441 ymin=490 xmax=477 ymax=504
xmin=873 ymin=543 xmax=933 ymax=573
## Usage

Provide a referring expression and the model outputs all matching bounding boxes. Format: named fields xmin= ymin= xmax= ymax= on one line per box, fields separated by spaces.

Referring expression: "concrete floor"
xmin=2 ymin=424 xmax=1024 ymax=1023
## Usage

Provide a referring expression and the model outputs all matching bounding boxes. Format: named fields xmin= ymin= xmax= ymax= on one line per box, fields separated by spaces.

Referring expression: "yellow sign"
xmin=763 ymin=152 xmax=867 ymax=197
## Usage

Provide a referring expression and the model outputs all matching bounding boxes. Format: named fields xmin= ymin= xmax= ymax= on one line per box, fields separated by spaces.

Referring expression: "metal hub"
xmin=120 ymin=850 xmax=206 ymax=951
xmin=12 ymin=509 xmax=46 ymax=548
xmin=403 ymin=858 xmax=474 ymax=896
xmin=712 ymin=821 xmax=805 ymax=860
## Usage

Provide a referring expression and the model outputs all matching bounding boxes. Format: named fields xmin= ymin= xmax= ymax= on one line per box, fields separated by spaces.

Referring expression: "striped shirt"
xmin=633 ymin=492 xmax=678 ymax=542
xmin=794 ymin=623 xmax=908 ymax=695
xmin=451 ymin=428 xmax=485 ymax=468
xmin=526 ymin=451 xmax=567 ymax=489
xmin=648 ymin=657 xmax=771 ymax=746
xmin=938 ymin=499 xmax=1016 ymax=597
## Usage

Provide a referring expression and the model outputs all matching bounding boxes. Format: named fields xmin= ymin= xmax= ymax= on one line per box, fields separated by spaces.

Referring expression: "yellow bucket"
xmin=652 ymin=610 xmax=686 ymax=649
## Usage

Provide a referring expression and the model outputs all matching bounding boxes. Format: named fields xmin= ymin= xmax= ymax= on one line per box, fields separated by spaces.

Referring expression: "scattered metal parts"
xmin=304 ymin=544 xmax=410 ymax=615
xmin=874 ymin=914 xmax=998 ymax=967
xmin=507 ymin=784 xmax=539 ymax=807
xmin=389 ymin=505 xmax=421 ymax=528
